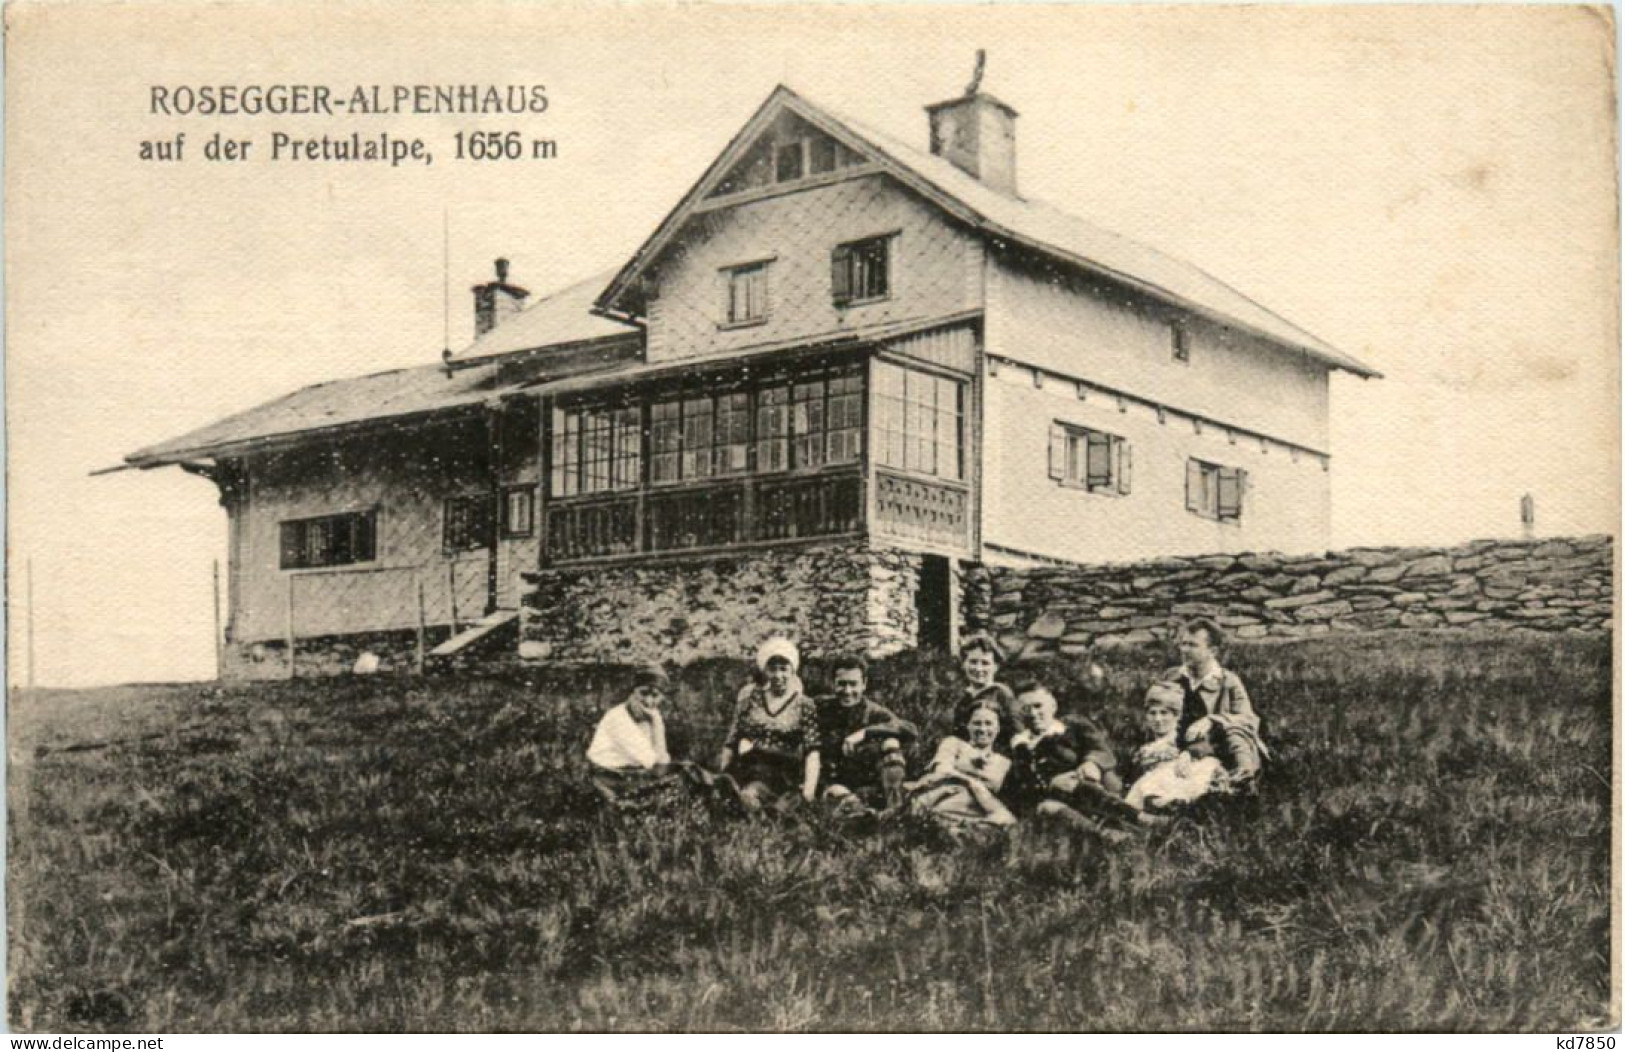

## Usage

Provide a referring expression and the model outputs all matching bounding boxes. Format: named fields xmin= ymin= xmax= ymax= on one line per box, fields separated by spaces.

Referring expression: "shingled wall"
xmin=968 ymin=535 xmax=1613 ymax=658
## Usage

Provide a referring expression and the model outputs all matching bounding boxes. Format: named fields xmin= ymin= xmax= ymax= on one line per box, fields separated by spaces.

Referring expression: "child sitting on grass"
xmin=1124 ymin=681 xmax=1227 ymax=813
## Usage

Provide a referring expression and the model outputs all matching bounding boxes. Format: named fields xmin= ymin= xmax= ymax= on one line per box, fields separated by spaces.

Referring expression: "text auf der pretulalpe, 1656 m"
xmin=139 ymin=83 xmax=557 ymax=167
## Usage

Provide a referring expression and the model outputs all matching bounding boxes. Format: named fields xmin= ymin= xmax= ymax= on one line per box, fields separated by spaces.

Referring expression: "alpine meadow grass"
xmin=7 ymin=631 xmax=1612 ymax=1032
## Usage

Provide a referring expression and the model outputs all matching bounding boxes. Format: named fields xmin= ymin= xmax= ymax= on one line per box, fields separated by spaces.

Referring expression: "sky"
xmin=6 ymin=2 xmax=1618 ymax=687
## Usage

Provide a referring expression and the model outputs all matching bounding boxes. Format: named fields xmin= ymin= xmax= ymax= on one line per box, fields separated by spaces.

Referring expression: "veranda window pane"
xmin=583 ymin=412 xmax=613 ymax=493
xmin=873 ymin=360 xmax=903 ymax=399
xmin=792 ymin=379 xmax=826 ymax=468
xmin=716 ymin=392 xmax=750 ymax=475
xmin=614 ymin=407 xmax=642 ymax=491
xmin=757 ymin=386 xmax=789 ymax=473
xmin=935 ymin=396 xmax=960 ymax=480
xmin=550 ymin=407 xmax=578 ymax=497
xmin=827 ymin=373 xmax=862 ymax=465
xmin=683 ymin=397 xmax=715 ymax=479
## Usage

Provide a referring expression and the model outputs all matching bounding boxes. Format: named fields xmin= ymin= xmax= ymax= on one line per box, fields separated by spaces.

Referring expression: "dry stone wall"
xmin=969 ymin=535 xmax=1613 ymax=659
xmin=521 ymin=541 xmax=923 ymax=665
xmin=222 ymin=625 xmax=457 ymax=680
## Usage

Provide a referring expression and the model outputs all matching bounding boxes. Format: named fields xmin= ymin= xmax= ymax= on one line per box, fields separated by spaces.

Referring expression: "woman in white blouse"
xmin=587 ymin=666 xmax=680 ymax=808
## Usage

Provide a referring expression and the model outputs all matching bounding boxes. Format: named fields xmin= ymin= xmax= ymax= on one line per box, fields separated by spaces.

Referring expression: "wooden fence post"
xmin=448 ymin=560 xmax=459 ymax=633
xmin=27 ymin=558 xmax=36 ymax=692
xmin=213 ymin=560 xmax=224 ymax=681
xmin=415 ymin=570 xmax=427 ymax=675
xmin=285 ymin=574 xmax=297 ymax=680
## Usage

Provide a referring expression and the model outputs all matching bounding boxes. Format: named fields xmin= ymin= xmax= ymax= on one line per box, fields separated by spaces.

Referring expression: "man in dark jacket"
xmin=815 ymin=655 xmax=918 ymax=811
xmin=1003 ymin=677 xmax=1123 ymax=820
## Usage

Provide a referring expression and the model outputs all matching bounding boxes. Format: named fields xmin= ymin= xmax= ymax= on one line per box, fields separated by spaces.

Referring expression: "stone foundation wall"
xmin=521 ymin=541 xmax=924 ymax=664
xmin=222 ymin=626 xmax=456 ymax=680
xmin=967 ymin=535 xmax=1613 ymax=659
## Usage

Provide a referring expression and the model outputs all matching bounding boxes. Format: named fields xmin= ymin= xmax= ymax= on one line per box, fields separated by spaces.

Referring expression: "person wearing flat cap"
xmin=587 ymin=665 xmax=685 ymax=809
xmin=718 ymin=637 xmax=820 ymax=811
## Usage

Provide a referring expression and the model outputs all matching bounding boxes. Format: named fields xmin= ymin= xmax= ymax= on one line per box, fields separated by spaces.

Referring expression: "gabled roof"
xmin=597 ymin=85 xmax=1379 ymax=379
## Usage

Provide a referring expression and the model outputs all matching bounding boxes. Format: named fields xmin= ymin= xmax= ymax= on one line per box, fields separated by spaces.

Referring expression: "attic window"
xmin=810 ymin=137 xmax=838 ymax=175
xmin=832 ymin=234 xmax=892 ymax=306
xmin=775 ymin=141 xmax=805 ymax=182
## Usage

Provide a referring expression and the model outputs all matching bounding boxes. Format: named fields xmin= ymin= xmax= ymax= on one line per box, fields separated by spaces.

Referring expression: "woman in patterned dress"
xmin=718 ymin=637 xmax=821 ymax=811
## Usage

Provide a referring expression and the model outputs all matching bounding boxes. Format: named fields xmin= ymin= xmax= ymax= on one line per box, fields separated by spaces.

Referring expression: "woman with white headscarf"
xmin=718 ymin=637 xmax=820 ymax=811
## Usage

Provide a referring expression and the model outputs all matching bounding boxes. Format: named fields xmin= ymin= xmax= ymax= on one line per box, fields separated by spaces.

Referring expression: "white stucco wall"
xmin=646 ymin=174 xmax=984 ymax=362
xmin=981 ymin=363 xmax=1331 ymax=563
xmin=986 ymin=255 xmax=1331 ymax=452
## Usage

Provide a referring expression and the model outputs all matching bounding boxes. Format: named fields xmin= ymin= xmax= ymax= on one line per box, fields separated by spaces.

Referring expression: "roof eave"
xmin=983 ymin=232 xmax=1382 ymax=379
xmin=123 ymin=396 xmax=497 ymax=469
xmin=448 ymin=328 xmax=642 ymax=370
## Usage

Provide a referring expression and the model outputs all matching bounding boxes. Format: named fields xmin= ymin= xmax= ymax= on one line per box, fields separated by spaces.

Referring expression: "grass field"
xmin=7 ymin=631 xmax=1614 ymax=1032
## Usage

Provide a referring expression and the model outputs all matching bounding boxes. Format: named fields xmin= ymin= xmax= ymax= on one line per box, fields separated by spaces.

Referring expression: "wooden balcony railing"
xmin=545 ymin=469 xmax=863 ymax=563
xmin=758 ymin=473 xmax=863 ymax=542
xmin=545 ymin=498 xmax=638 ymax=562
xmin=646 ymin=483 xmax=747 ymax=552
xmin=874 ymin=469 xmax=969 ymax=549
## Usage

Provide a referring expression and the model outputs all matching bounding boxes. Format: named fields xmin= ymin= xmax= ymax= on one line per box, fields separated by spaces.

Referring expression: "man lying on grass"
xmin=814 ymin=654 xmax=917 ymax=814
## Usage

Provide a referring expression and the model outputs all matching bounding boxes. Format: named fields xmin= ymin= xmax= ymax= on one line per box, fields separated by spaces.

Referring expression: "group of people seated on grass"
xmin=584 ymin=617 xmax=1266 ymax=834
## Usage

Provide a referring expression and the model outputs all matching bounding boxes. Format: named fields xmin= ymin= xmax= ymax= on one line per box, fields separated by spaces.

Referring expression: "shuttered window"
xmin=1187 ymin=459 xmax=1247 ymax=522
xmin=1048 ymin=422 xmax=1131 ymax=496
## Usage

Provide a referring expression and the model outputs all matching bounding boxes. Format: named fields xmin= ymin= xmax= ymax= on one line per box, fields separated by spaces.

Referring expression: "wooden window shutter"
xmin=1186 ymin=460 xmax=1202 ymax=513
xmin=831 ymin=245 xmax=853 ymax=305
xmin=1218 ymin=467 xmax=1244 ymax=520
xmin=1117 ymin=439 xmax=1132 ymax=495
xmin=1048 ymin=424 xmax=1067 ymax=481
xmin=1085 ymin=431 xmax=1112 ymax=490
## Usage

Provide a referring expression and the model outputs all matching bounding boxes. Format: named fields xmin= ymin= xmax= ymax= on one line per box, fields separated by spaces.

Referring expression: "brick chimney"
xmin=472 ymin=258 xmax=529 ymax=337
xmin=925 ymin=51 xmax=1019 ymax=196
